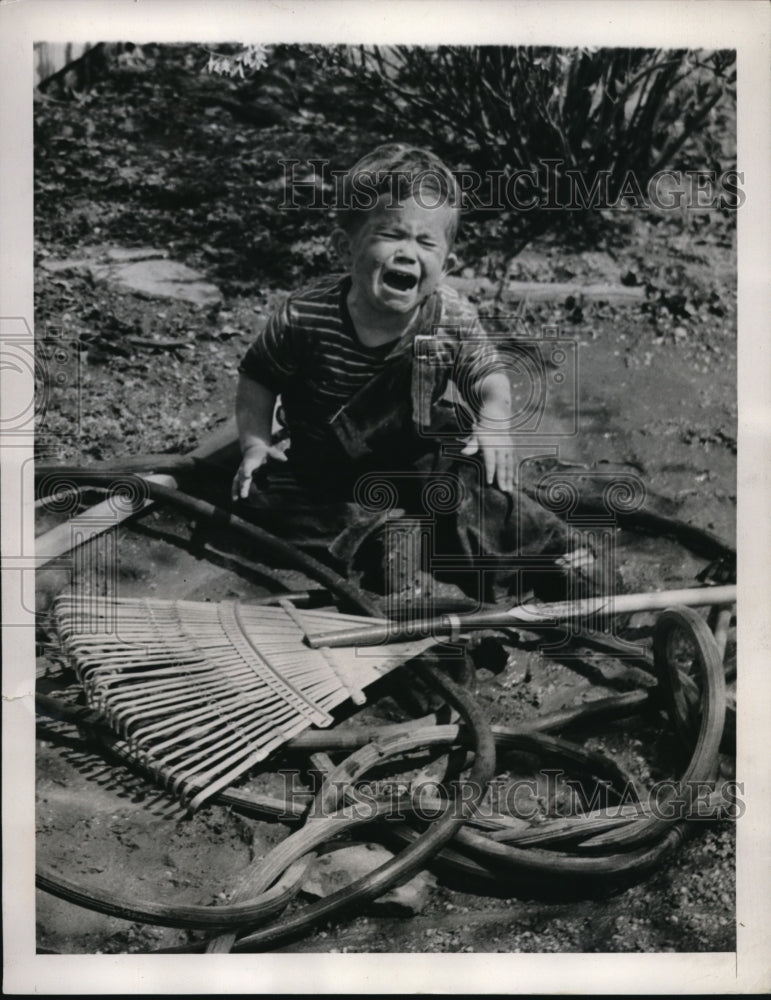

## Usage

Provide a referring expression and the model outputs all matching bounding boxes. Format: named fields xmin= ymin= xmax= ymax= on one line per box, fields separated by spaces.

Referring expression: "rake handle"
xmin=306 ymin=585 xmax=737 ymax=648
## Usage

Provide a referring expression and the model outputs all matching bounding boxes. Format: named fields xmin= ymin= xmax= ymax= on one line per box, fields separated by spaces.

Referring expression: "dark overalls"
xmin=241 ymin=331 xmax=572 ymax=604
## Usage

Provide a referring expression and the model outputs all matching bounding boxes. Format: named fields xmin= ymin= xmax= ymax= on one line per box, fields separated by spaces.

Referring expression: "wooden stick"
xmin=307 ymin=585 xmax=738 ymax=648
xmin=36 ymin=417 xmax=237 ymax=567
xmin=35 ymin=473 xmax=177 ymax=566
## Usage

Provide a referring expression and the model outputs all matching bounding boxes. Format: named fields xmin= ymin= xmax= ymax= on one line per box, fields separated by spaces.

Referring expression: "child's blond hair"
xmin=338 ymin=143 xmax=462 ymax=242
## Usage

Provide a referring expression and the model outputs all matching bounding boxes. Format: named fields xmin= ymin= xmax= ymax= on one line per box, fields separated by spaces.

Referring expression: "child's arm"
xmin=462 ymin=370 xmax=515 ymax=494
xmin=231 ymin=374 xmax=287 ymax=501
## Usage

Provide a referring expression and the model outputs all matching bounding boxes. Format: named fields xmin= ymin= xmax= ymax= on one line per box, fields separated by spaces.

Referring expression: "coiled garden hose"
xmin=35 ymin=654 xmax=496 ymax=945
xmin=386 ymin=820 xmax=691 ymax=887
xmin=36 ymin=461 xmax=737 ymax=564
xmin=36 ymin=858 xmax=311 ymax=931
xmin=34 ymin=472 xmax=733 ymax=952
xmin=36 ymin=473 xmax=383 ymax=618
xmin=34 ymin=660 xmax=724 ymax=946
xmin=522 ymin=483 xmax=735 ymax=561
xmin=575 ymin=606 xmax=726 ymax=851
xmin=207 ymin=663 xmax=496 ymax=952
xmin=655 ymin=605 xmax=728 ymax=746
xmin=35 ymin=687 xmax=654 ymax=847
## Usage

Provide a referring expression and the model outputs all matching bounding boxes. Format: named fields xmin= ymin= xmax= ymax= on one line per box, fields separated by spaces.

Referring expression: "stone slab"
xmin=301 ymin=843 xmax=435 ymax=915
xmin=40 ymin=247 xmax=221 ymax=307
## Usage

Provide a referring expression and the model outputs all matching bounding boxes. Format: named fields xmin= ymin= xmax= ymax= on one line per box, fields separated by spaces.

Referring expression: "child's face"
xmin=339 ymin=194 xmax=456 ymax=316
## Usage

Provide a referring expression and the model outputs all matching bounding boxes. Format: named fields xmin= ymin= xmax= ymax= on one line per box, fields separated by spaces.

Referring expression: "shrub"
xmin=320 ymin=45 xmax=737 ymax=248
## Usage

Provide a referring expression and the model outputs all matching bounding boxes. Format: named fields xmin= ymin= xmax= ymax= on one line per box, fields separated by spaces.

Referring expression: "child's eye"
xmin=419 ymin=238 xmax=437 ymax=248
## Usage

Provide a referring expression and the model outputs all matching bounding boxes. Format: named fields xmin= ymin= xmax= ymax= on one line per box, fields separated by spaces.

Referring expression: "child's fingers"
xmin=232 ymin=445 xmax=288 ymax=501
xmin=478 ymin=444 xmax=515 ymax=493
xmin=232 ymin=458 xmax=263 ymax=501
xmin=472 ymin=437 xmax=497 ymax=483
xmin=496 ymin=448 xmax=515 ymax=494
xmin=461 ymin=434 xmax=479 ymax=456
xmin=238 ymin=472 xmax=255 ymax=499
xmin=232 ymin=470 xmax=251 ymax=501
xmin=482 ymin=443 xmax=496 ymax=485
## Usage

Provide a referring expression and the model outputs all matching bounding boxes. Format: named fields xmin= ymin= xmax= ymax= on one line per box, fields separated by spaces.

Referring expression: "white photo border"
xmin=2 ymin=1 xmax=769 ymax=993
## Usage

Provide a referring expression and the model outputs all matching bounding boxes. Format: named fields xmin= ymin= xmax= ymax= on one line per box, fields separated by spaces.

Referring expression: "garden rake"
xmin=51 ymin=584 xmax=735 ymax=810
xmin=51 ymin=593 xmax=437 ymax=810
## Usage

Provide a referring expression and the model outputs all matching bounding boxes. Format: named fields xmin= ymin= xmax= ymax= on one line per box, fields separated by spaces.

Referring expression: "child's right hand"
xmin=231 ymin=440 xmax=287 ymax=501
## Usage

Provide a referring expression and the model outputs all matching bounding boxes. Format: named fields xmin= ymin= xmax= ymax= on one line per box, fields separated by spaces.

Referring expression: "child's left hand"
xmin=462 ymin=401 xmax=516 ymax=494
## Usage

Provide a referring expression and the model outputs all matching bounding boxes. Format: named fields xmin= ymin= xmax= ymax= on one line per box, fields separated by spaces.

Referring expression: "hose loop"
xmin=34 ymin=476 xmax=733 ymax=951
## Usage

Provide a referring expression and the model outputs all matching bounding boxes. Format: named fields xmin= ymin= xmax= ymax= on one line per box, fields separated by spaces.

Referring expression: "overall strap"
xmin=328 ymin=294 xmax=446 ymax=460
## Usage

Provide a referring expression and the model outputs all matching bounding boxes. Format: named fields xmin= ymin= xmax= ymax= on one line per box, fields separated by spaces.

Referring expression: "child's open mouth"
xmin=382 ymin=269 xmax=419 ymax=292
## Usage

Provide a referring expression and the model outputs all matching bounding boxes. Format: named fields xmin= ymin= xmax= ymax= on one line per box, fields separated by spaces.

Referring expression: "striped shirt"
xmin=239 ymin=274 xmax=495 ymax=462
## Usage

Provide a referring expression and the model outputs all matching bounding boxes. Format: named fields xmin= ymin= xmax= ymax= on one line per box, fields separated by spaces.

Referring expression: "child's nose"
xmin=394 ymin=241 xmax=418 ymax=263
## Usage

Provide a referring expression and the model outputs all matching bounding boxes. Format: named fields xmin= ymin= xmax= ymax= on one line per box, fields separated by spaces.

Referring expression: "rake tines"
xmin=52 ymin=594 xmax=433 ymax=810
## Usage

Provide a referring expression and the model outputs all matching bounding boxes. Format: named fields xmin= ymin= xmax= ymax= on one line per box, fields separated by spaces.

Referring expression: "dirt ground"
xmin=33 ymin=48 xmax=737 ymax=956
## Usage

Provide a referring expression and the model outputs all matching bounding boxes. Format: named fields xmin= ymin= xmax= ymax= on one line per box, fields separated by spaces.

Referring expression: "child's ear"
xmin=443 ymin=251 xmax=460 ymax=276
xmin=331 ymin=228 xmax=352 ymax=265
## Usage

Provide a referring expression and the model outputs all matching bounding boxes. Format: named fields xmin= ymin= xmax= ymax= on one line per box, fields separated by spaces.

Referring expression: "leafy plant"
xmin=205 ymin=44 xmax=270 ymax=79
xmin=329 ymin=46 xmax=734 ymax=172
xmin=318 ymin=46 xmax=736 ymax=248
